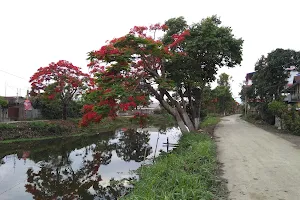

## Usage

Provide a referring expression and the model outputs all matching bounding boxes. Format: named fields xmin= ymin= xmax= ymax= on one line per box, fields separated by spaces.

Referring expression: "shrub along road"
xmin=216 ymin=114 xmax=300 ymax=200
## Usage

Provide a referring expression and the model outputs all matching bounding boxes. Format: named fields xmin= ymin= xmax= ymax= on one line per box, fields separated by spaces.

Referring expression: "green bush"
xmin=28 ymin=121 xmax=67 ymax=134
xmin=28 ymin=121 xmax=49 ymax=130
xmin=200 ymin=115 xmax=220 ymax=128
xmin=281 ymin=107 xmax=300 ymax=135
xmin=31 ymin=96 xmax=83 ymax=120
xmin=0 ymin=123 xmax=16 ymax=130
xmin=258 ymin=103 xmax=275 ymax=125
xmin=266 ymin=102 xmax=300 ymax=135
xmin=268 ymin=101 xmax=287 ymax=118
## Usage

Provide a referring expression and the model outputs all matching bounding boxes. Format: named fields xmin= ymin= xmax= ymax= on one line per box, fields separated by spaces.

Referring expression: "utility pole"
xmin=16 ymin=88 xmax=19 ymax=103
xmin=245 ymin=94 xmax=247 ymax=117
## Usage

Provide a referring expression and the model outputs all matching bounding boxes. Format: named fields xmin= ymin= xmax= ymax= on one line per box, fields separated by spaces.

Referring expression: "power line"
xmin=0 ymin=69 xmax=27 ymax=80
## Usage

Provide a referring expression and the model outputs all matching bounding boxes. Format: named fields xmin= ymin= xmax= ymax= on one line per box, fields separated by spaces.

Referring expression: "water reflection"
xmin=116 ymin=129 xmax=152 ymax=162
xmin=0 ymin=127 xmax=180 ymax=200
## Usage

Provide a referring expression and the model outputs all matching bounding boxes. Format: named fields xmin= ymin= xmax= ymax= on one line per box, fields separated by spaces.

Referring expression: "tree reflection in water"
xmin=24 ymin=128 xmax=152 ymax=199
xmin=116 ymin=128 xmax=152 ymax=162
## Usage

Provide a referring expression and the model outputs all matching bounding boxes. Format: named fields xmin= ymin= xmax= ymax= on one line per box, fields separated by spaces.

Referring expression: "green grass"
xmin=0 ymin=133 xmax=92 ymax=144
xmin=28 ymin=121 xmax=68 ymax=133
xmin=123 ymin=132 xmax=221 ymax=200
xmin=0 ymin=123 xmax=17 ymax=130
xmin=200 ymin=115 xmax=221 ymax=128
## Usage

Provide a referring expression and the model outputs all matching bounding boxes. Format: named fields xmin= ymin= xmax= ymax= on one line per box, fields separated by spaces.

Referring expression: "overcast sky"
xmin=1 ymin=0 xmax=300 ymax=100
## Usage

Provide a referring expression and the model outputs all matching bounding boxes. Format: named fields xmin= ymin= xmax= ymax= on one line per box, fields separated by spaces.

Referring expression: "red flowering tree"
xmin=82 ymin=16 xmax=243 ymax=132
xmin=30 ymin=60 xmax=90 ymax=120
xmin=81 ymin=23 xmax=195 ymax=131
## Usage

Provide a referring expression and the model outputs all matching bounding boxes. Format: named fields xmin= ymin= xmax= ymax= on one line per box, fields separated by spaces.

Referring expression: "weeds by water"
xmin=123 ymin=133 xmax=220 ymax=200
xmin=122 ymin=115 xmax=224 ymax=200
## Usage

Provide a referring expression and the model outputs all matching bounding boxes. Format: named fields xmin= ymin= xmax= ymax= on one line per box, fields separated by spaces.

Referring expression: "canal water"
xmin=0 ymin=127 xmax=180 ymax=200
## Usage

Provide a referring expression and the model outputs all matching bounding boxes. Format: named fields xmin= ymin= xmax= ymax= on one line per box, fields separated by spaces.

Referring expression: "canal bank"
xmin=0 ymin=114 xmax=175 ymax=143
xmin=123 ymin=115 xmax=228 ymax=200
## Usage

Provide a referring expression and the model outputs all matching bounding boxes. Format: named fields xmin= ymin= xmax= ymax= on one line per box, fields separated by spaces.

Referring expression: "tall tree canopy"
xmin=217 ymin=73 xmax=231 ymax=87
xmin=252 ymin=49 xmax=300 ymax=102
xmin=83 ymin=16 xmax=243 ymax=132
xmin=0 ymin=97 xmax=7 ymax=108
xmin=240 ymin=48 xmax=300 ymax=123
xmin=213 ymin=73 xmax=235 ymax=115
xmin=0 ymin=96 xmax=8 ymax=121
xmin=30 ymin=60 xmax=90 ymax=120
xmin=242 ymin=49 xmax=300 ymax=105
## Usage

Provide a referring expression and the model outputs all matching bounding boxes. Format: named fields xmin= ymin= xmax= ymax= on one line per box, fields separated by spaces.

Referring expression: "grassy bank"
xmin=123 ymin=116 xmax=224 ymax=200
xmin=200 ymin=114 xmax=221 ymax=129
xmin=0 ymin=114 xmax=175 ymax=143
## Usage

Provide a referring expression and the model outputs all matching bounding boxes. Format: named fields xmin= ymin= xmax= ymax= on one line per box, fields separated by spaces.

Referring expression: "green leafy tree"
xmin=0 ymin=97 xmax=8 ymax=121
xmin=163 ymin=16 xmax=243 ymax=129
xmin=252 ymin=49 xmax=300 ymax=102
xmin=0 ymin=97 xmax=7 ymax=107
xmin=213 ymin=73 xmax=235 ymax=115
xmin=31 ymin=94 xmax=83 ymax=120
xmin=243 ymin=49 xmax=300 ymax=123
xmin=217 ymin=73 xmax=231 ymax=87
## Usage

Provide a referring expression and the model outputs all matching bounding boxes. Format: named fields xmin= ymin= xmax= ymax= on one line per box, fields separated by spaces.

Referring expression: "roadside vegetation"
xmin=123 ymin=115 xmax=226 ymax=200
xmin=200 ymin=114 xmax=221 ymax=129
xmin=244 ymin=101 xmax=300 ymax=136
xmin=240 ymin=48 xmax=300 ymax=135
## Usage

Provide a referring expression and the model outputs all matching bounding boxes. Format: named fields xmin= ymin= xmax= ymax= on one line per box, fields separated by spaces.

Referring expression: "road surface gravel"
xmin=215 ymin=114 xmax=300 ymax=200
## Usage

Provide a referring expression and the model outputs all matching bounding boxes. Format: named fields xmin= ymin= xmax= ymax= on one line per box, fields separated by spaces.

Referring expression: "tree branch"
xmin=144 ymin=83 xmax=176 ymax=116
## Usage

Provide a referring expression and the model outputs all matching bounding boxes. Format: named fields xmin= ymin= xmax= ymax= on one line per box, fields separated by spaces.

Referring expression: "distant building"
xmin=0 ymin=96 xmax=41 ymax=121
xmin=118 ymin=102 xmax=161 ymax=116
xmin=245 ymin=69 xmax=299 ymax=88
xmin=245 ymin=72 xmax=255 ymax=87
xmin=245 ymin=69 xmax=300 ymax=103
xmin=285 ymin=75 xmax=300 ymax=109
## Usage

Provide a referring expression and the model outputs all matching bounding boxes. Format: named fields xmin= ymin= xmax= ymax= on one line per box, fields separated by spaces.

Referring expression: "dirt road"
xmin=215 ymin=115 xmax=300 ymax=200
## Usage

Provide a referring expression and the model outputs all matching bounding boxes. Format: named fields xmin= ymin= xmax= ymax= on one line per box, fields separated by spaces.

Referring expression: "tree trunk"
xmin=1 ymin=108 xmax=3 ymax=122
xmin=187 ymin=84 xmax=196 ymax=128
xmin=192 ymin=88 xmax=202 ymax=130
xmin=177 ymin=106 xmax=195 ymax=131
xmin=194 ymin=118 xmax=200 ymax=129
xmin=145 ymin=83 xmax=194 ymax=132
xmin=62 ymin=103 xmax=67 ymax=120
xmin=174 ymin=111 xmax=189 ymax=132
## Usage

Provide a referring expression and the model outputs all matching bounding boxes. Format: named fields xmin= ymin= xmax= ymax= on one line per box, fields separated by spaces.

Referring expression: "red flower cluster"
xmin=48 ymin=94 xmax=55 ymax=100
xmin=169 ymin=30 xmax=190 ymax=48
xmin=80 ymin=104 xmax=103 ymax=126
xmin=119 ymin=102 xmax=137 ymax=111
xmin=129 ymin=26 xmax=148 ymax=36
xmin=93 ymin=45 xmax=121 ymax=60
